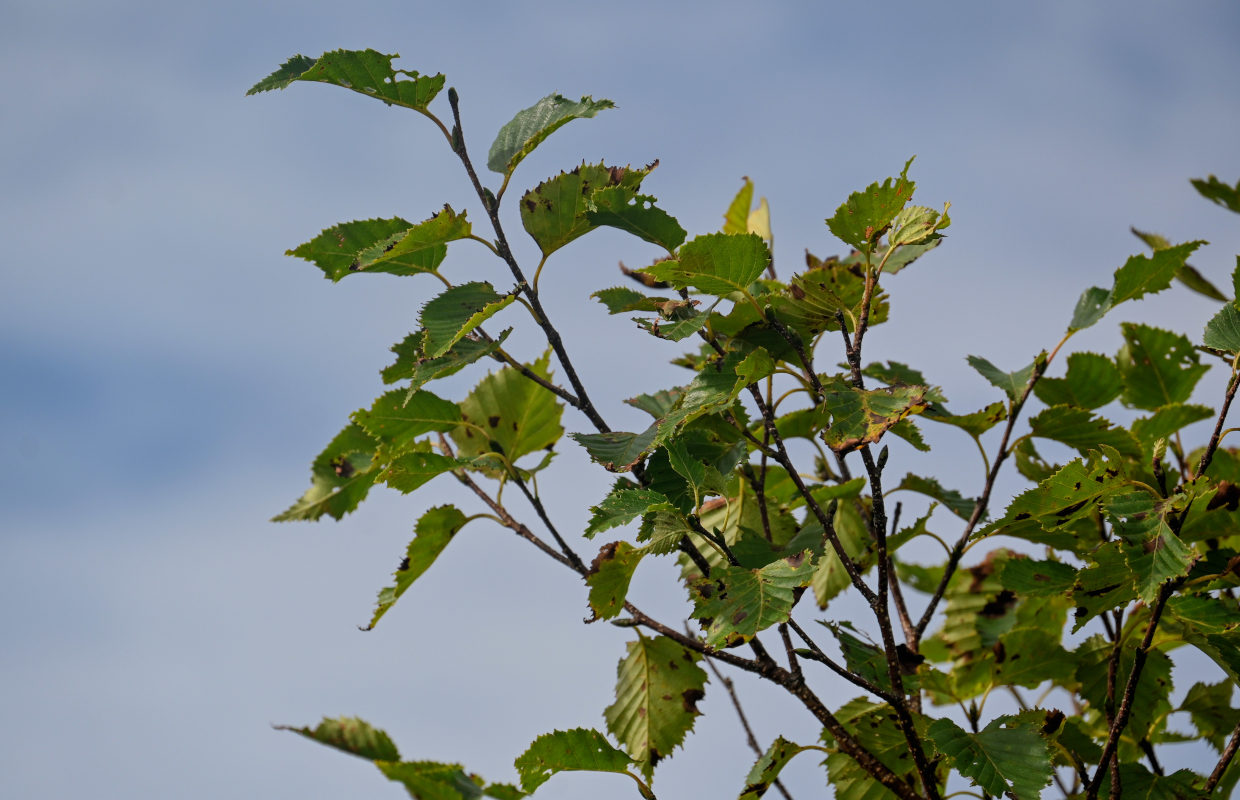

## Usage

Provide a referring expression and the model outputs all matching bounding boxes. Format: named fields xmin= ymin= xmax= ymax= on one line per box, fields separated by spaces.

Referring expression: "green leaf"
xmin=927 ymin=716 xmax=1052 ymax=800
xmin=1032 ymin=352 xmax=1123 ymax=409
xmin=1112 ymin=490 xmax=1194 ymax=602
xmin=635 ymin=302 xmax=710 ymax=342
xmin=888 ymin=418 xmax=929 ymax=452
xmin=822 ymin=621 xmax=917 ymax=695
xmin=690 ymin=552 xmax=814 ymax=646
xmin=586 ymin=486 xmax=677 ymax=538
xmin=353 ymin=389 xmax=461 ymax=451
xmin=887 ymin=202 xmax=950 ymax=248
xmin=592 ymin=286 xmax=664 ymax=314
xmin=1192 ymin=174 xmax=1240 ymax=214
xmin=1204 ymin=302 xmax=1240 ymax=354
xmin=375 ymin=760 xmax=493 ymax=800
xmin=1067 ymin=241 xmax=1205 ymax=332
xmin=1012 ymin=438 xmax=1056 ymax=482
xmin=1133 ymin=226 xmax=1227 ymax=301
xmin=353 ymin=205 xmax=471 ymax=276
xmin=572 ymin=425 xmax=658 ymax=473
xmin=862 ymin=361 xmax=946 ymax=402
xmin=451 ymin=350 xmax=564 ymax=467
xmin=893 ymin=473 xmax=977 ymax=520
xmin=513 ymin=729 xmax=636 ymax=794
xmin=1076 ymin=633 xmax=1174 ymax=738
xmin=1180 ymin=679 xmax=1240 ymax=752
xmin=381 ymin=448 xmax=468 ymax=494
xmin=1070 ymin=543 xmax=1138 ymax=631
xmin=820 ymin=379 xmax=928 ymax=454
xmin=640 ymin=233 xmax=771 ymax=298
xmin=1028 ymin=405 xmax=1142 ymax=459
xmin=382 ymin=329 xmax=510 ymax=387
xmin=520 ymin=162 xmax=652 ymax=258
xmin=966 ymin=354 xmax=1042 ymax=401
xmin=723 ymin=177 xmax=755 ymax=234
xmin=625 ymin=389 xmax=683 ymax=420
xmin=1133 ymin=404 xmax=1214 ymax=451
xmin=923 ymin=401 xmax=1007 ymax=438
xmin=810 ymin=500 xmax=872 ymax=609
xmin=587 ymin=187 xmax=687 ymax=254
xmin=604 ymin=635 xmax=708 ymax=779
xmin=274 ymin=422 xmax=380 ymax=522
xmin=488 ymin=94 xmax=615 ymax=175
xmin=247 ymin=49 xmax=445 ymax=111
xmin=825 ymin=157 xmax=916 ymax=255
xmin=767 ymin=255 xmax=889 ymax=335
xmin=419 ymin=282 xmax=517 ymax=359
xmin=365 ymin=506 xmax=470 ymax=629
xmin=586 ymin=541 xmax=648 ymax=621
xmin=999 ymin=558 xmax=1076 ymax=596
xmin=738 ymin=737 xmax=814 ymax=799
xmin=1117 ymin=323 xmax=1209 ymax=410
xmin=288 ymin=217 xmax=442 ymax=282
xmin=824 ymin=699 xmax=923 ymax=800
xmin=276 ymin=716 xmax=400 ymax=761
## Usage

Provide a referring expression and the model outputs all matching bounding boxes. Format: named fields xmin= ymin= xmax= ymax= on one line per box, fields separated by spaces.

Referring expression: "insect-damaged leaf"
xmin=1105 ymin=490 xmax=1195 ymax=604
xmin=767 ymin=257 xmax=890 ymax=335
xmin=825 ymin=157 xmax=916 ymax=255
xmin=689 ymin=552 xmax=814 ymax=647
xmin=823 ymin=699 xmax=923 ymax=800
xmin=927 ymin=716 xmax=1053 ymax=800
xmin=488 ymin=94 xmax=615 ymax=175
xmin=380 ymin=446 xmax=468 ymax=494
xmin=365 ymin=505 xmax=470 ymax=630
xmin=738 ymin=737 xmax=815 ymax=799
xmin=1032 ymin=351 xmax=1123 ymax=410
xmin=419 ymin=282 xmax=517 ymax=359
xmin=513 ymin=728 xmax=637 ymax=795
xmin=275 ymin=716 xmax=400 ymax=762
xmin=604 ymin=635 xmax=707 ymax=780
xmin=585 ymin=486 xmax=678 ymax=538
xmin=520 ymin=162 xmax=653 ymax=258
xmin=586 ymin=541 xmax=647 ymax=621
xmin=819 ymin=379 xmax=928 ymax=454
xmin=355 ymin=205 xmax=471 ymax=274
xmin=1067 ymin=241 xmax=1205 ymax=333
xmin=1117 ymin=323 xmax=1209 ymax=411
xmin=381 ymin=328 xmax=511 ymax=387
xmin=640 ymin=232 xmax=771 ymax=298
xmin=273 ymin=422 xmax=381 ymax=522
xmin=587 ymin=186 xmax=686 ymax=254
xmin=451 ymin=350 xmax=563 ymax=468
xmin=247 ymin=49 xmax=445 ymax=111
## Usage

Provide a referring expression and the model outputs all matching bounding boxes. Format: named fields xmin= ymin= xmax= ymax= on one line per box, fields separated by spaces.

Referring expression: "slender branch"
xmin=509 ymin=469 xmax=587 ymax=573
xmin=445 ymin=89 xmax=612 ymax=435
xmin=1195 ymin=358 xmax=1240 ymax=478
xmin=1206 ymin=720 xmax=1240 ymax=793
xmin=779 ymin=623 xmax=804 ymax=684
xmin=696 ymin=629 xmax=795 ymax=800
xmin=786 ymin=618 xmax=895 ymax=702
xmin=476 ymin=331 xmax=582 ymax=407
xmin=768 ymin=313 xmax=824 ymax=399
xmin=451 ymin=466 xmax=577 ymax=572
xmin=1137 ymin=739 xmax=1163 ymax=777
xmin=627 ymin=605 xmax=922 ymax=800
xmin=679 ymin=536 xmax=713 ymax=579
xmin=1085 ymin=583 xmax=1173 ymax=799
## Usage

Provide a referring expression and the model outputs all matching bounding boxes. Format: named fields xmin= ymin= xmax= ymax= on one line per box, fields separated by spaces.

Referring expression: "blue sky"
xmin=4 ymin=1 xmax=1240 ymax=798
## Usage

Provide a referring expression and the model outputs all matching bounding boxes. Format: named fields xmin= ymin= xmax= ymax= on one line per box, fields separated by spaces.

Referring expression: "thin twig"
xmin=445 ymin=89 xmax=612 ymax=435
xmin=509 ymin=469 xmax=586 ymax=573
xmin=785 ymin=618 xmax=895 ymax=702
xmin=1206 ymin=720 xmax=1240 ymax=793
xmin=1196 ymin=361 xmax=1240 ymax=478
xmin=695 ymin=625 xmax=796 ymax=800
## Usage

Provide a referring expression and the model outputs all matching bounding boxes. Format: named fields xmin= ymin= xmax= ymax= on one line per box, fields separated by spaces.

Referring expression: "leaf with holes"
xmin=767 ymin=256 xmax=889 ymax=335
xmin=604 ymin=635 xmax=707 ymax=779
xmin=588 ymin=187 xmax=686 ymax=254
xmin=520 ymin=162 xmax=652 ymax=258
xmin=1117 ymin=323 xmax=1209 ymax=410
xmin=351 ymin=205 xmax=471 ymax=276
xmin=247 ymin=49 xmax=445 ymax=111
xmin=365 ymin=506 xmax=470 ymax=630
xmin=488 ymin=94 xmax=615 ymax=175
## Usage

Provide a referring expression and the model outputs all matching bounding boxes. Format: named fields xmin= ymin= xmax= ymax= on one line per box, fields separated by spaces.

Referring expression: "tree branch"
xmin=1206 ymin=720 xmax=1240 ymax=793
